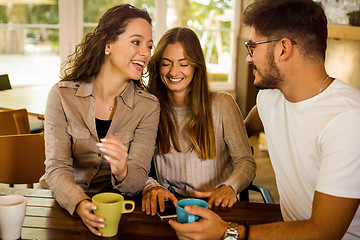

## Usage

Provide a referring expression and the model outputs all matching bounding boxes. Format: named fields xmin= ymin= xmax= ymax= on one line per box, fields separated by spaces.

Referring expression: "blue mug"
xmin=176 ymin=198 xmax=208 ymax=223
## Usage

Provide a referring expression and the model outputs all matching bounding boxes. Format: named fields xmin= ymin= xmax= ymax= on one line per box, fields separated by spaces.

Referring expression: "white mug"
xmin=0 ymin=195 xmax=27 ymax=240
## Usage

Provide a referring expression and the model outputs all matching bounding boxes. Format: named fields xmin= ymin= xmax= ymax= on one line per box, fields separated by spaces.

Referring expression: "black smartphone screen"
xmin=156 ymin=200 xmax=177 ymax=220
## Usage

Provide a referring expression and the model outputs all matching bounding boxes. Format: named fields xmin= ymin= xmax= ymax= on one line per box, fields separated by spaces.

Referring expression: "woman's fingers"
xmin=142 ymin=190 xmax=155 ymax=215
xmin=208 ymin=185 xmax=237 ymax=208
xmin=142 ymin=187 xmax=178 ymax=216
xmin=193 ymin=190 xmax=212 ymax=198
xmin=96 ymin=135 xmax=129 ymax=179
xmin=77 ymin=200 xmax=105 ymax=236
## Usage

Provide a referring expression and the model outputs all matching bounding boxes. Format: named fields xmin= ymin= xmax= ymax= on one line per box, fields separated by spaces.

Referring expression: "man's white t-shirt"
xmin=257 ymin=79 xmax=360 ymax=239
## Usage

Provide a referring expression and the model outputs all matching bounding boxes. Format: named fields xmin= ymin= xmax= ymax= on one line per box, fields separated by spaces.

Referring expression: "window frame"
xmin=59 ymin=0 xmax=239 ymax=91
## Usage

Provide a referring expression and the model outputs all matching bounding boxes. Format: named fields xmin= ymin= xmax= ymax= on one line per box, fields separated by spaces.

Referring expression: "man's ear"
xmin=278 ymin=38 xmax=294 ymax=60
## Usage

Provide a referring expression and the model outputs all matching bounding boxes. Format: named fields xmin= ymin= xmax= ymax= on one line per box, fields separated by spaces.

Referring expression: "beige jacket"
xmin=39 ymin=80 xmax=160 ymax=215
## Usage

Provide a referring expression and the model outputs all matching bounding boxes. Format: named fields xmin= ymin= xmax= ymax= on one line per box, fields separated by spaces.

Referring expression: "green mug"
xmin=92 ymin=192 xmax=135 ymax=237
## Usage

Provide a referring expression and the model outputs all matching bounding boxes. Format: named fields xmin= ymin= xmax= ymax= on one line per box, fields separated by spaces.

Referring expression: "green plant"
xmin=346 ymin=10 xmax=360 ymax=18
xmin=347 ymin=9 xmax=360 ymax=26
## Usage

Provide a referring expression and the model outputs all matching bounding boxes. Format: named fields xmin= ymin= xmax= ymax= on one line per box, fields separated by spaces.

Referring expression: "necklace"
xmin=319 ymin=75 xmax=330 ymax=94
xmin=94 ymin=85 xmax=114 ymax=112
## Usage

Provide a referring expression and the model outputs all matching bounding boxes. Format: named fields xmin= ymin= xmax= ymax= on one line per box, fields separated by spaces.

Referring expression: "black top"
xmin=95 ymin=118 xmax=111 ymax=139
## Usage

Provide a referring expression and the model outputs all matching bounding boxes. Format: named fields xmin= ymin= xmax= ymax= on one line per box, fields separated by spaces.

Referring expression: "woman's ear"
xmin=104 ymin=43 xmax=112 ymax=56
xmin=105 ymin=43 xmax=111 ymax=52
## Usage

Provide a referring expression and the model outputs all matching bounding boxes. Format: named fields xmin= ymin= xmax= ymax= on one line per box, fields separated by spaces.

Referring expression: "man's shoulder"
xmin=332 ymin=79 xmax=360 ymax=97
xmin=328 ymin=79 xmax=360 ymax=109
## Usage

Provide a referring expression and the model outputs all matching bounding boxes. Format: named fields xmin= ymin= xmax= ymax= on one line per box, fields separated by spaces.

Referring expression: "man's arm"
xmin=246 ymin=191 xmax=359 ymax=239
xmin=244 ymin=105 xmax=264 ymax=138
xmin=169 ymin=191 xmax=359 ymax=240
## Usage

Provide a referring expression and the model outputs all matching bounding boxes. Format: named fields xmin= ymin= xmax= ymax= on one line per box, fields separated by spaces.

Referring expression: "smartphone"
xmin=156 ymin=200 xmax=177 ymax=220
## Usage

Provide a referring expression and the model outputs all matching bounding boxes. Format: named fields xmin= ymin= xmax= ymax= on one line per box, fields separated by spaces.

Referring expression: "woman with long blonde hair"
xmin=142 ymin=27 xmax=255 ymax=215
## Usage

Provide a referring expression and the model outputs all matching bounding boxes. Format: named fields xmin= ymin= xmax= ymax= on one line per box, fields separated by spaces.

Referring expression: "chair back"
xmin=0 ymin=109 xmax=31 ymax=135
xmin=0 ymin=133 xmax=45 ymax=187
xmin=0 ymin=74 xmax=11 ymax=90
xmin=238 ymin=146 xmax=275 ymax=204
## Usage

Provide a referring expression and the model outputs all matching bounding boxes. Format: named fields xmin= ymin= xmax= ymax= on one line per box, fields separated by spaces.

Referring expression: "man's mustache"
xmin=249 ymin=62 xmax=257 ymax=70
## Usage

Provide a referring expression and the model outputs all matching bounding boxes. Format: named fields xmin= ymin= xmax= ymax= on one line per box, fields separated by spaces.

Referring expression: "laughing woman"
xmin=142 ymin=27 xmax=255 ymax=215
xmin=39 ymin=4 xmax=160 ymax=236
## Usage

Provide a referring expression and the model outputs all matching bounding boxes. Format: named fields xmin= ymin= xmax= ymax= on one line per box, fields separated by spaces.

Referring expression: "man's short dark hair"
xmin=243 ymin=0 xmax=328 ymax=60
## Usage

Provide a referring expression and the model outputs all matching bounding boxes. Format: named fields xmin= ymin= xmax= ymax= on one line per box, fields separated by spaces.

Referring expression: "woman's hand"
xmin=142 ymin=186 xmax=178 ymax=216
xmin=192 ymin=185 xmax=237 ymax=208
xmin=96 ymin=135 xmax=128 ymax=182
xmin=76 ymin=199 xmax=105 ymax=236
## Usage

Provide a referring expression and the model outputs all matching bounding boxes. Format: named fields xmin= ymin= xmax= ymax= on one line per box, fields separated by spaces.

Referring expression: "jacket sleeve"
xmin=220 ymin=93 xmax=256 ymax=194
xmin=111 ymin=99 xmax=160 ymax=195
xmin=41 ymin=85 xmax=89 ymax=215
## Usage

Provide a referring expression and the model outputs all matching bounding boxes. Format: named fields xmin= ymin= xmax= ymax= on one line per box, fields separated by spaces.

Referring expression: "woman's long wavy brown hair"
xmin=148 ymin=27 xmax=216 ymax=160
xmin=60 ymin=4 xmax=152 ymax=88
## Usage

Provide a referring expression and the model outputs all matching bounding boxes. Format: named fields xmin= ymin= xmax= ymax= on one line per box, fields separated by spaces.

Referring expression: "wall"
xmin=326 ymin=38 xmax=360 ymax=89
xmin=235 ymin=0 xmax=360 ymax=117
xmin=235 ymin=25 xmax=360 ymax=117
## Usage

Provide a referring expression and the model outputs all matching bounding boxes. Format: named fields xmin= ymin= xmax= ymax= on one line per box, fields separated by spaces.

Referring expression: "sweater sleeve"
xmin=141 ymin=177 xmax=165 ymax=195
xmin=218 ymin=93 xmax=256 ymax=194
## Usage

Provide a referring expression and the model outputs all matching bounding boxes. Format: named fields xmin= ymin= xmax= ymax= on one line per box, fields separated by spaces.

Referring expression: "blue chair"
xmin=237 ymin=145 xmax=275 ymax=204
xmin=239 ymin=182 xmax=275 ymax=204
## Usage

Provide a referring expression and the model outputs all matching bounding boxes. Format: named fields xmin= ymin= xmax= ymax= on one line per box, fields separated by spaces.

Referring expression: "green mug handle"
xmin=121 ymin=200 xmax=135 ymax=213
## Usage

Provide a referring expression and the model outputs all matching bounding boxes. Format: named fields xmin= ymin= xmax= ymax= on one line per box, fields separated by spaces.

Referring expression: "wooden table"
xmin=0 ymin=188 xmax=283 ymax=240
xmin=0 ymin=84 xmax=51 ymax=119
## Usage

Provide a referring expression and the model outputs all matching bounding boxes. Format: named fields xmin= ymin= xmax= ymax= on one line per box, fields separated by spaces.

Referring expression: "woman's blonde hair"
xmin=148 ymin=27 xmax=216 ymax=160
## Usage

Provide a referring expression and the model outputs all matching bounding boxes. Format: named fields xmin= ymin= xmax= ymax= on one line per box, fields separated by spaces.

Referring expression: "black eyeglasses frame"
xmin=245 ymin=38 xmax=296 ymax=57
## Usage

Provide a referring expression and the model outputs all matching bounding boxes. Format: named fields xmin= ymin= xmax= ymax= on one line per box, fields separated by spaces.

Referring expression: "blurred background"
xmin=0 ymin=0 xmax=359 ymax=115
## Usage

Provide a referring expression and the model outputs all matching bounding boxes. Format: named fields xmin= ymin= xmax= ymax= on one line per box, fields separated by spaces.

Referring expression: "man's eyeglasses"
xmin=245 ymin=38 xmax=296 ymax=57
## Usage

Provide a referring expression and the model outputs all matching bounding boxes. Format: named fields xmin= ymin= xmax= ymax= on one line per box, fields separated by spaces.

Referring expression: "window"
xmin=0 ymin=0 xmax=59 ymax=86
xmin=163 ymin=0 xmax=238 ymax=91
xmin=0 ymin=0 xmax=239 ymax=91
xmin=83 ymin=0 xmax=156 ymax=36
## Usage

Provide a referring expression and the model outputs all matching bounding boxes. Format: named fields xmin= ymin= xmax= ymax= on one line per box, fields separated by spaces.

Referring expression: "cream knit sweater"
xmin=143 ymin=92 xmax=256 ymax=196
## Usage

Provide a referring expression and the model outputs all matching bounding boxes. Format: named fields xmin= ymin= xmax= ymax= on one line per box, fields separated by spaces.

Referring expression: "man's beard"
xmin=252 ymin=52 xmax=283 ymax=90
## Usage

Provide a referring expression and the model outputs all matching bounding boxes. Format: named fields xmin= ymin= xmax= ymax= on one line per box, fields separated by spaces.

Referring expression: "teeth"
xmin=169 ymin=78 xmax=183 ymax=82
xmin=132 ymin=61 xmax=144 ymax=67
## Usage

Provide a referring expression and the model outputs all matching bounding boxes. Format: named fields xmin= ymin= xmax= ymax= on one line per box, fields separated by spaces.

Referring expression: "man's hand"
xmin=169 ymin=205 xmax=227 ymax=240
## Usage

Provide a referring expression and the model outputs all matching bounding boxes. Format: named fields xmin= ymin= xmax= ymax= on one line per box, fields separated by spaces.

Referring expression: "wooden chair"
xmin=0 ymin=108 xmax=31 ymax=135
xmin=0 ymin=74 xmax=11 ymax=91
xmin=0 ymin=133 xmax=45 ymax=188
